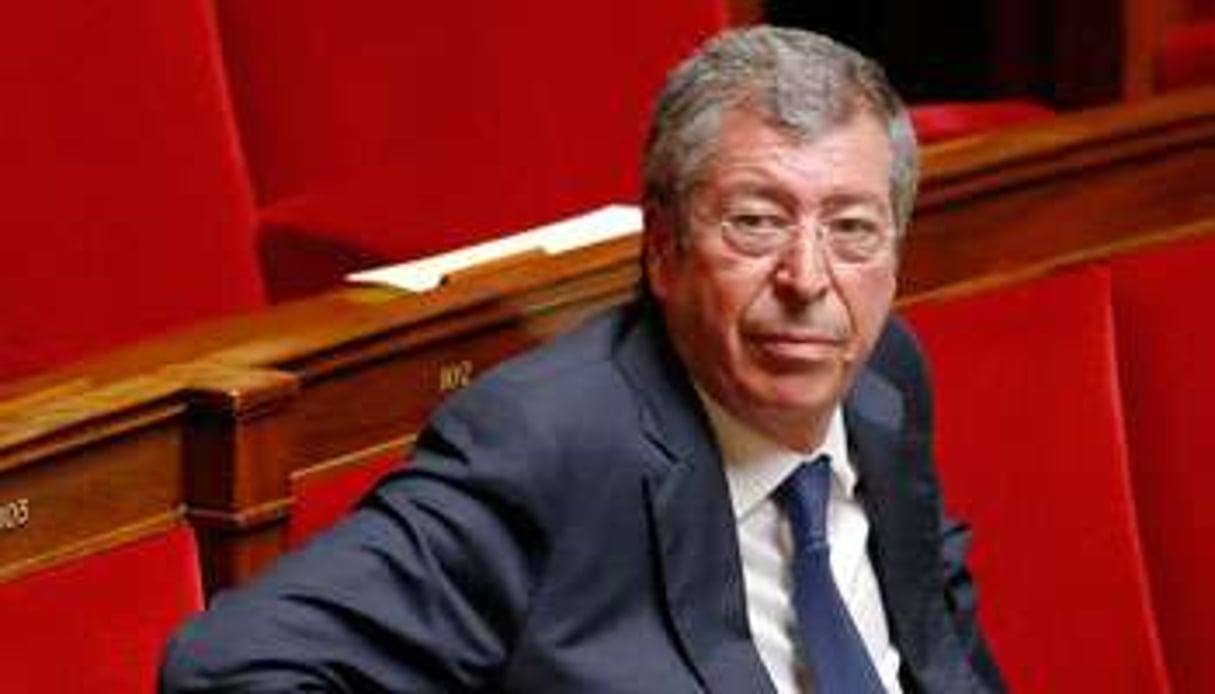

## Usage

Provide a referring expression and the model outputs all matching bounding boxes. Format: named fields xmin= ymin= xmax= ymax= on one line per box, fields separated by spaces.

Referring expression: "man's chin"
xmin=744 ymin=373 xmax=848 ymax=416
xmin=738 ymin=386 xmax=843 ymax=450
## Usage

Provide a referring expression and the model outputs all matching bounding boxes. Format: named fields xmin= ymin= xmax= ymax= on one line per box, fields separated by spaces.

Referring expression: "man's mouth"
xmin=745 ymin=329 xmax=846 ymax=364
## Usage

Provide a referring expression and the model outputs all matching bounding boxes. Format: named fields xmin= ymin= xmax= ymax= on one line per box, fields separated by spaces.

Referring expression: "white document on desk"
xmin=346 ymin=204 xmax=643 ymax=293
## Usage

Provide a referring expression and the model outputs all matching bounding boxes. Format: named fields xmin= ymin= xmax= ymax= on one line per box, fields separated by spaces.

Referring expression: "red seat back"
xmin=0 ymin=524 xmax=203 ymax=693
xmin=910 ymin=99 xmax=1055 ymax=144
xmin=1112 ymin=234 xmax=1215 ymax=693
xmin=0 ymin=1 xmax=264 ymax=382
xmin=287 ymin=454 xmax=401 ymax=548
xmin=903 ymin=267 xmax=1170 ymax=692
xmin=1157 ymin=20 xmax=1215 ymax=91
xmin=212 ymin=0 xmax=727 ymax=299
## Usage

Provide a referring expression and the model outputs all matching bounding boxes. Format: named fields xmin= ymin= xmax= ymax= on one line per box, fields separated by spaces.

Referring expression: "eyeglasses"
xmin=717 ymin=212 xmax=893 ymax=264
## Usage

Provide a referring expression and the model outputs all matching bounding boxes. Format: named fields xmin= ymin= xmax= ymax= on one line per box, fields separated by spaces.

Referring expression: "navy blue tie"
xmin=778 ymin=455 xmax=884 ymax=693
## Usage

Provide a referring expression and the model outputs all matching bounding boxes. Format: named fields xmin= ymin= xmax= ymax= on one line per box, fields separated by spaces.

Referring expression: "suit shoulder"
xmin=424 ymin=305 xmax=640 ymax=453
xmin=456 ymin=307 xmax=632 ymax=407
xmin=408 ymin=305 xmax=651 ymax=524
xmin=869 ymin=317 xmax=931 ymax=394
xmin=853 ymin=316 xmax=933 ymax=432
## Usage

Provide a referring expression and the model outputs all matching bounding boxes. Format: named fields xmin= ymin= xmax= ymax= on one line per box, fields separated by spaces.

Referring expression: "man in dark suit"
xmin=162 ymin=27 xmax=1003 ymax=692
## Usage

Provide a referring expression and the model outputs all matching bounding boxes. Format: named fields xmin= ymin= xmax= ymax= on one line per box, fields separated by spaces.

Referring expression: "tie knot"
xmin=778 ymin=454 xmax=833 ymax=548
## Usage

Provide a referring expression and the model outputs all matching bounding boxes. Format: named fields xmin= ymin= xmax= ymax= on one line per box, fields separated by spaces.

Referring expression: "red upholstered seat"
xmin=0 ymin=524 xmax=204 ymax=693
xmin=1112 ymin=234 xmax=1215 ymax=693
xmin=0 ymin=1 xmax=265 ymax=383
xmin=1157 ymin=20 xmax=1215 ymax=91
xmin=910 ymin=99 xmax=1056 ymax=144
xmin=902 ymin=267 xmax=1170 ymax=693
xmin=212 ymin=0 xmax=727 ymax=300
xmin=287 ymin=454 xmax=401 ymax=548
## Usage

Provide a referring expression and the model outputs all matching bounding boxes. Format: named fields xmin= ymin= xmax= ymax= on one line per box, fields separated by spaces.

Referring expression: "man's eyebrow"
xmin=819 ymin=192 xmax=890 ymax=215
xmin=713 ymin=180 xmax=801 ymax=207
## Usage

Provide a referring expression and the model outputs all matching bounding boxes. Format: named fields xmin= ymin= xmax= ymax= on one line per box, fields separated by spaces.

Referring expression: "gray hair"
xmin=642 ymin=26 xmax=919 ymax=236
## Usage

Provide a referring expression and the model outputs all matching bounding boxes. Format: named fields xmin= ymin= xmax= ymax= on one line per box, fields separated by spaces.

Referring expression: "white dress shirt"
xmin=697 ymin=392 xmax=904 ymax=693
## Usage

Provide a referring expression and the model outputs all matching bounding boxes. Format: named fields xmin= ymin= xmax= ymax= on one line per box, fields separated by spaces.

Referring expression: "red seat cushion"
xmin=903 ymin=266 xmax=1170 ymax=692
xmin=1112 ymin=234 xmax=1215 ymax=692
xmin=0 ymin=1 xmax=264 ymax=382
xmin=0 ymin=524 xmax=203 ymax=692
xmin=213 ymin=0 xmax=726 ymax=299
xmin=910 ymin=99 xmax=1056 ymax=144
xmin=1156 ymin=20 xmax=1215 ymax=91
xmin=287 ymin=453 xmax=401 ymax=548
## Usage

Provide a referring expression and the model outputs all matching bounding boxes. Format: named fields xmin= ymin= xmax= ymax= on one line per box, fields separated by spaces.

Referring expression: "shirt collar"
xmin=695 ymin=387 xmax=858 ymax=522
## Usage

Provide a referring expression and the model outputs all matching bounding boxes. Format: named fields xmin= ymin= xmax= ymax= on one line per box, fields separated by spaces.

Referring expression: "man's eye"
xmin=725 ymin=213 xmax=787 ymax=232
xmin=825 ymin=217 xmax=880 ymax=236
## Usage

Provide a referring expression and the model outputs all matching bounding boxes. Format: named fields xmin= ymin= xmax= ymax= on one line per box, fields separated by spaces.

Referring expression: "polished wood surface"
xmin=908 ymin=86 xmax=1215 ymax=295
xmin=3 ymin=88 xmax=1215 ymax=591
xmin=0 ymin=373 xmax=187 ymax=582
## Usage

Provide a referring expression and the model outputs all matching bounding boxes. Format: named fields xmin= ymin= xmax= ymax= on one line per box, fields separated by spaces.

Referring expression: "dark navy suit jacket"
xmin=161 ymin=299 xmax=1004 ymax=692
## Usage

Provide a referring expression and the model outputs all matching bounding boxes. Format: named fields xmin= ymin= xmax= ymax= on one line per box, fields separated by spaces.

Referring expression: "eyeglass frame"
xmin=707 ymin=208 xmax=898 ymax=265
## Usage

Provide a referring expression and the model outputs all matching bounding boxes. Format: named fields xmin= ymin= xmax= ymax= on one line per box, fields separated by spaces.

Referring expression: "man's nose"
xmin=772 ymin=229 xmax=832 ymax=303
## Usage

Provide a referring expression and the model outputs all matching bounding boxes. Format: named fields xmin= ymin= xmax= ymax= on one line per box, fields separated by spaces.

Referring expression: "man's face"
xmin=648 ymin=109 xmax=898 ymax=450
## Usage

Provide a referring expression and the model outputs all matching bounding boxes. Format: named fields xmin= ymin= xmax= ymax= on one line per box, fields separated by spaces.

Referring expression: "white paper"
xmin=346 ymin=204 xmax=643 ymax=292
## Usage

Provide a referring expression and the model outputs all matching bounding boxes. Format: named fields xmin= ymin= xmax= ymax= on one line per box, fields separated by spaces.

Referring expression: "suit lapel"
xmin=846 ymin=368 xmax=981 ymax=692
xmin=614 ymin=305 xmax=775 ymax=694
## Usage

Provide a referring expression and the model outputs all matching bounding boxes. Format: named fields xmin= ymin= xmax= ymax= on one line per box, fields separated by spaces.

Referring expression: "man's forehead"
xmin=702 ymin=108 xmax=889 ymax=163
xmin=692 ymin=113 xmax=893 ymax=205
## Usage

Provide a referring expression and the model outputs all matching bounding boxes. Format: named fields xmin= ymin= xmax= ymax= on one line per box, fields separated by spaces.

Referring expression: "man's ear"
xmin=643 ymin=206 xmax=676 ymax=301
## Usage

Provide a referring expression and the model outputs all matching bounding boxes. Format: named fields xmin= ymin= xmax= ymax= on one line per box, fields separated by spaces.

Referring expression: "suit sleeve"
xmin=873 ymin=317 xmax=1006 ymax=692
xmin=940 ymin=514 xmax=1005 ymax=691
xmin=160 ymin=385 xmax=550 ymax=693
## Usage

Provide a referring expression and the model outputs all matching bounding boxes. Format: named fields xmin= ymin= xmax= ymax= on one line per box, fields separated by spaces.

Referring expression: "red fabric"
xmin=903 ymin=267 xmax=1170 ymax=693
xmin=0 ymin=524 xmax=203 ymax=693
xmin=0 ymin=1 xmax=265 ymax=382
xmin=1112 ymin=235 xmax=1215 ymax=693
xmin=910 ymin=99 xmax=1056 ymax=144
xmin=213 ymin=0 xmax=727 ymax=300
xmin=1189 ymin=0 xmax=1215 ymax=19
xmin=1156 ymin=20 xmax=1215 ymax=91
xmin=287 ymin=453 xmax=401 ymax=548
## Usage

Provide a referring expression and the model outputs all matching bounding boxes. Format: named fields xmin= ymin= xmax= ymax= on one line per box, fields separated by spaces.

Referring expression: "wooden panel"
xmin=906 ymin=87 xmax=1215 ymax=295
xmin=283 ymin=266 xmax=639 ymax=470
xmin=0 ymin=377 xmax=187 ymax=582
